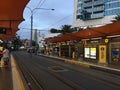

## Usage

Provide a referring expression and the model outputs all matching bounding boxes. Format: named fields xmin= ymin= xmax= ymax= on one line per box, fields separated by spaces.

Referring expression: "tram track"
xmin=29 ymin=56 xmax=120 ymax=89
xmin=12 ymin=51 xmax=120 ymax=90
xmin=13 ymin=53 xmax=44 ymax=90
xmin=13 ymin=52 xmax=84 ymax=90
xmin=38 ymin=55 xmax=120 ymax=87
xmin=28 ymin=60 xmax=84 ymax=90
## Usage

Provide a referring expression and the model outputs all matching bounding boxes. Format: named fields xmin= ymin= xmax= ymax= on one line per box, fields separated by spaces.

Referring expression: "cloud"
xmin=18 ymin=0 xmax=74 ymax=39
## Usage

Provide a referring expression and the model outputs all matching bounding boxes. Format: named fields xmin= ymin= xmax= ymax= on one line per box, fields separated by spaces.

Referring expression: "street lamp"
xmin=26 ymin=6 xmax=54 ymax=47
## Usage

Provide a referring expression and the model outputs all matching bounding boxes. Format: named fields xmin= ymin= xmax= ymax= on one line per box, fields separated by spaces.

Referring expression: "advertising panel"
xmin=84 ymin=48 xmax=90 ymax=58
xmin=84 ymin=47 xmax=97 ymax=59
xmin=112 ymin=48 xmax=120 ymax=62
xmin=90 ymin=48 xmax=96 ymax=59
xmin=99 ymin=45 xmax=107 ymax=63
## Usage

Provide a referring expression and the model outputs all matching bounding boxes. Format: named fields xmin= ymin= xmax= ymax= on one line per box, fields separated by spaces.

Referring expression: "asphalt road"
xmin=13 ymin=51 xmax=120 ymax=90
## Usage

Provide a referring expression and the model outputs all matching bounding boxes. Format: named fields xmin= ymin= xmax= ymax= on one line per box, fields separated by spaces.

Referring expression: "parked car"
xmin=19 ymin=46 xmax=25 ymax=50
xmin=27 ymin=47 xmax=35 ymax=53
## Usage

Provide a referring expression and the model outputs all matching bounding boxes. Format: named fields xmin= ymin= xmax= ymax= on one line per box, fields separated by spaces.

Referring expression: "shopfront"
xmin=82 ymin=37 xmax=120 ymax=65
xmin=83 ymin=38 xmax=108 ymax=63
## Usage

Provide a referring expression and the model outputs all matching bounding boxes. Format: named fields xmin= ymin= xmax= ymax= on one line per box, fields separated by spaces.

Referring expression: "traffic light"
xmin=0 ymin=28 xmax=6 ymax=34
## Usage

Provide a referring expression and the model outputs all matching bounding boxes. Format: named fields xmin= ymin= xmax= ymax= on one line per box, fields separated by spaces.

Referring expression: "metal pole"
xmin=26 ymin=7 xmax=54 ymax=57
xmin=31 ymin=15 xmax=33 ymax=47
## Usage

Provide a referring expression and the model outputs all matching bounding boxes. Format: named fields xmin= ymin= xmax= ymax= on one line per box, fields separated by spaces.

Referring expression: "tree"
xmin=12 ymin=35 xmax=21 ymax=50
xmin=50 ymin=25 xmax=78 ymax=34
xmin=50 ymin=28 xmax=58 ymax=33
xmin=49 ymin=28 xmax=62 ymax=33
xmin=61 ymin=25 xmax=72 ymax=34
xmin=111 ymin=14 xmax=120 ymax=23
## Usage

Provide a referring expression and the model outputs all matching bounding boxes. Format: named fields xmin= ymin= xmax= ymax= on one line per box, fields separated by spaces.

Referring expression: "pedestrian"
xmin=35 ymin=44 xmax=39 ymax=55
xmin=0 ymin=50 xmax=3 ymax=65
xmin=2 ymin=47 xmax=9 ymax=66
xmin=0 ymin=46 xmax=3 ymax=65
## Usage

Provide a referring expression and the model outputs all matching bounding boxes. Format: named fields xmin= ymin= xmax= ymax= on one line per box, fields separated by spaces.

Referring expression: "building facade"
xmin=32 ymin=29 xmax=40 ymax=44
xmin=73 ymin=0 xmax=120 ymax=28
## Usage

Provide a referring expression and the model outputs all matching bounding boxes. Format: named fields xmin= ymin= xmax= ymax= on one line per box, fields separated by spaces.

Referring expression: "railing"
xmin=83 ymin=2 xmax=92 ymax=7
xmin=91 ymin=13 xmax=104 ymax=19
xmin=93 ymin=6 xmax=104 ymax=12
xmin=83 ymin=0 xmax=92 ymax=2
xmin=93 ymin=0 xmax=104 ymax=6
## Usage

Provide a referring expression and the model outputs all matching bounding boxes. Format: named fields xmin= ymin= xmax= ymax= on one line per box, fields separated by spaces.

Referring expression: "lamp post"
xmin=26 ymin=7 xmax=54 ymax=47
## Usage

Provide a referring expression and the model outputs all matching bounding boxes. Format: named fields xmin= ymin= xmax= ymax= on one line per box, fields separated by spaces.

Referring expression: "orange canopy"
xmin=0 ymin=0 xmax=29 ymax=40
xmin=48 ymin=21 xmax=120 ymax=43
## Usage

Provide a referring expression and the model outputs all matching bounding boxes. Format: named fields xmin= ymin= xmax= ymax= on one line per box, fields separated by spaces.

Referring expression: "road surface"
xmin=13 ymin=51 xmax=120 ymax=90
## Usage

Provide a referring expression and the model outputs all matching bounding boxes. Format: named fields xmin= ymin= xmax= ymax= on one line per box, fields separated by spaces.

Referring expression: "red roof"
xmin=48 ymin=21 xmax=120 ymax=43
xmin=0 ymin=0 xmax=29 ymax=40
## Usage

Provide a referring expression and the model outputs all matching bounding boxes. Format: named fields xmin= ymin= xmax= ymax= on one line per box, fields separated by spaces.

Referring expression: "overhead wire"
xmin=19 ymin=0 xmax=48 ymax=39
xmin=21 ymin=0 xmax=72 ymax=32
xmin=37 ymin=0 xmax=47 ymax=8
xmin=46 ymin=14 xmax=72 ymax=29
xmin=19 ymin=0 xmax=73 ymax=39
xmin=21 ymin=0 xmax=47 ymax=30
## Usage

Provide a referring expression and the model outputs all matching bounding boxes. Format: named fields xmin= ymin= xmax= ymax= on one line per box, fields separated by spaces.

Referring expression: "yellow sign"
xmin=99 ymin=45 xmax=107 ymax=63
xmin=105 ymin=39 xmax=109 ymax=43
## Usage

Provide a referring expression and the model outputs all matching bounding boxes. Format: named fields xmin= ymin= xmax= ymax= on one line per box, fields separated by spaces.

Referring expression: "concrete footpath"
xmin=0 ymin=59 xmax=13 ymax=90
xmin=40 ymin=54 xmax=120 ymax=76
xmin=0 ymin=54 xmax=27 ymax=90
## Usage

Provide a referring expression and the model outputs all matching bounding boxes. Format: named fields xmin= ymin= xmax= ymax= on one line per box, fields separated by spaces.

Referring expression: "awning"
xmin=0 ymin=0 xmax=29 ymax=40
xmin=48 ymin=21 xmax=120 ymax=43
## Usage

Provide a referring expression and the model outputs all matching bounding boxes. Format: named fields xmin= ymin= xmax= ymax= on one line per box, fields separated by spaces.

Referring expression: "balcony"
xmin=85 ymin=8 xmax=93 ymax=13
xmin=83 ymin=0 xmax=92 ymax=3
xmin=83 ymin=2 xmax=92 ymax=8
xmin=81 ymin=9 xmax=92 ymax=14
xmin=93 ymin=0 xmax=104 ymax=6
xmin=93 ymin=6 xmax=104 ymax=12
xmin=91 ymin=12 xmax=104 ymax=19
xmin=80 ymin=14 xmax=92 ymax=20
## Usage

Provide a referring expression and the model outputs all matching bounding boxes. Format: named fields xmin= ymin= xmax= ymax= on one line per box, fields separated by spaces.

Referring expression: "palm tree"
xmin=50 ymin=28 xmax=58 ymax=33
xmin=49 ymin=25 xmax=78 ymax=34
xmin=61 ymin=25 xmax=72 ymax=34
xmin=111 ymin=14 xmax=120 ymax=23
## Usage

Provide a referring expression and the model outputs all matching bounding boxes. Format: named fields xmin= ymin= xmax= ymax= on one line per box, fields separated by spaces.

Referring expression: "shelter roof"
xmin=0 ymin=0 xmax=29 ymax=40
xmin=48 ymin=21 xmax=120 ymax=43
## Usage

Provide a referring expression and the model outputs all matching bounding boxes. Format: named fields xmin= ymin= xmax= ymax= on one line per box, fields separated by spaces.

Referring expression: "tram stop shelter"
xmin=47 ymin=21 xmax=120 ymax=65
xmin=0 ymin=0 xmax=29 ymax=40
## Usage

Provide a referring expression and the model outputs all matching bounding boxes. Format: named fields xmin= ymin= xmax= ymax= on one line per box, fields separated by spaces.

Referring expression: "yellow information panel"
xmin=99 ymin=45 xmax=107 ymax=63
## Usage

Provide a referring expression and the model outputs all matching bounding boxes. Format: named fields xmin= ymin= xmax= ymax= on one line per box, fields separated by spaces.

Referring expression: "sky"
xmin=17 ymin=0 xmax=74 ymax=39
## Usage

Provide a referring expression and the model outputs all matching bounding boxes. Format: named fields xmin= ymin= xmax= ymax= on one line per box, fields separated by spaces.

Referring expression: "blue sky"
xmin=17 ymin=0 xmax=74 ymax=39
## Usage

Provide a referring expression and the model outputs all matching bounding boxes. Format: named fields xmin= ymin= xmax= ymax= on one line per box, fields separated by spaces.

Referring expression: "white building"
xmin=73 ymin=0 xmax=120 ymax=28
xmin=32 ymin=29 xmax=41 ymax=44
